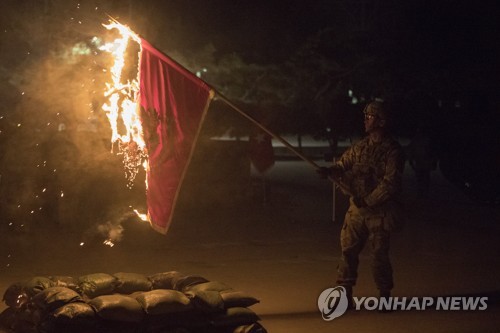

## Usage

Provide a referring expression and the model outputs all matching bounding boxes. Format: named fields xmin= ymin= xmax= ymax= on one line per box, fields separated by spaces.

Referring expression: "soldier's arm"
xmin=334 ymin=145 xmax=355 ymax=174
xmin=318 ymin=145 xmax=355 ymax=178
xmin=364 ymin=146 xmax=404 ymax=207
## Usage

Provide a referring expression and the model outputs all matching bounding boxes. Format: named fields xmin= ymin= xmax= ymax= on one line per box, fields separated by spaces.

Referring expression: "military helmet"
xmin=363 ymin=101 xmax=387 ymax=120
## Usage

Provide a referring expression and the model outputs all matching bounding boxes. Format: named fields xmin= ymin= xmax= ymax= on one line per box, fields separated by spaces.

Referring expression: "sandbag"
xmin=232 ymin=322 xmax=268 ymax=333
xmin=11 ymin=318 xmax=37 ymax=333
xmin=2 ymin=282 xmax=27 ymax=308
xmin=220 ymin=291 xmax=260 ymax=308
xmin=39 ymin=302 xmax=96 ymax=333
xmin=211 ymin=307 xmax=260 ymax=327
xmin=113 ymin=272 xmax=152 ymax=294
xmin=31 ymin=287 xmax=83 ymax=314
xmin=186 ymin=281 xmax=233 ymax=293
xmin=78 ymin=273 xmax=117 ymax=298
xmin=24 ymin=277 xmax=55 ymax=297
xmin=0 ymin=307 xmax=16 ymax=330
xmin=0 ymin=306 xmax=37 ymax=333
xmin=148 ymin=271 xmax=184 ymax=290
xmin=89 ymin=294 xmax=144 ymax=323
xmin=173 ymin=275 xmax=209 ymax=292
xmin=184 ymin=289 xmax=224 ymax=313
xmin=49 ymin=276 xmax=79 ymax=291
xmin=134 ymin=290 xmax=192 ymax=315
xmin=146 ymin=311 xmax=210 ymax=330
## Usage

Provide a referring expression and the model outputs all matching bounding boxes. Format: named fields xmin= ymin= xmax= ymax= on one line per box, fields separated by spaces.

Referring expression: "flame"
xmin=133 ymin=209 xmax=148 ymax=222
xmin=100 ymin=21 xmax=147 ymax=187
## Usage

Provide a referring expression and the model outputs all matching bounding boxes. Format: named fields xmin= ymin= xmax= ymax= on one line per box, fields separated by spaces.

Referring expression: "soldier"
xmin=318 ymin=101 xmax=405 ymax=306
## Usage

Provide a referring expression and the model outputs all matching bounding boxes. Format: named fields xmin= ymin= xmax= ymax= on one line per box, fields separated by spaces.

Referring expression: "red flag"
xmin=139 ymin=39 xmax=214 ymax=234
xmin=249 ymin=130 xmax=275 ymax=173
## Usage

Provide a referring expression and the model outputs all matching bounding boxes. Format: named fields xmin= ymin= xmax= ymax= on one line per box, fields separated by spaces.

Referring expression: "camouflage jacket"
xmin=334 ymin=136 xmax=405 ymax=209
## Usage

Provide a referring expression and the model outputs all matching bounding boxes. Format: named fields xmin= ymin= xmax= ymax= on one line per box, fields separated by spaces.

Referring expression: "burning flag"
xmin=101 ymin=22 xmax=213 ymax=235
xmin=138 ymin=39 xmax=214 ymax=234
xmin=101 ymin=22 xmax=309 ymax=235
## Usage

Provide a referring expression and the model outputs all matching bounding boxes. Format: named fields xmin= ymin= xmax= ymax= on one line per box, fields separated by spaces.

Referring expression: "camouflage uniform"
xmin=334 ymin=135 xmax=405 ymax=293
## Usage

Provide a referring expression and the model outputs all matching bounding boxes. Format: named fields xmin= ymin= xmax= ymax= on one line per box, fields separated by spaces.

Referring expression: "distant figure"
xmin=407 ymin=128 xmax=437 ymax=198
xmin=317 ymin=101 xmax=405 ymax=307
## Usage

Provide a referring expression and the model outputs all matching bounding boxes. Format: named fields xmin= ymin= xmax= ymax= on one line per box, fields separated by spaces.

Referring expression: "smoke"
xmin=0 ymin=4 xmax=150 ymax=233
xmin=97 ymin=221 xmax=124 ymax=244
xmin=81 ymin=210 xmax=137 ymax=247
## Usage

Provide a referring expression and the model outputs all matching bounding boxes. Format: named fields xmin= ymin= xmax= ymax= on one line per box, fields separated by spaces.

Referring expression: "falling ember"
xmin=103 ymin=239 xmax=115 ymax=247
xmin=100 ymin=21 xmax=147 ymax=187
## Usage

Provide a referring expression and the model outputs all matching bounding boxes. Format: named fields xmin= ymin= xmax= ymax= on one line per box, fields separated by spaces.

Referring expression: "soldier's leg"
xmin=336 ymin=210 xmax=368 ymax=288
xmin=369 ymin=222 xmax=393 ymax=294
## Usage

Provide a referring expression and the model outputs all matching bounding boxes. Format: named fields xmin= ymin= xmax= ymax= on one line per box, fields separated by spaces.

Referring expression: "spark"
xmin=80 ymin=242 xmax=85 ymax=246
xmin=103 ymin=240 xmax=114 ymax=247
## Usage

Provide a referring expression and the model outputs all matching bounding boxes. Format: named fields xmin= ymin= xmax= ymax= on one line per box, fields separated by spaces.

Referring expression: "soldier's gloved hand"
xmin=316 ymin=167 xmax=331 ymax=179
xmin=353 ymin=196 xmax=368 ymax=208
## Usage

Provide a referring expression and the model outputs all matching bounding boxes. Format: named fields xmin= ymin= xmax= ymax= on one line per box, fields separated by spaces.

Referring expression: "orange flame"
xmin=101 ymin=21 xmax=147 ymax=187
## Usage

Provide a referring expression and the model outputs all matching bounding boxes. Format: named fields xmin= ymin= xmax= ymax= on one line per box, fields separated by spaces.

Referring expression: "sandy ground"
xmin=1 ymin=159 xmax=499 ymax=332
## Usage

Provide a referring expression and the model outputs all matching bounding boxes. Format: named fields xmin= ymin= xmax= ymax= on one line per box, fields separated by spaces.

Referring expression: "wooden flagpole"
xmin=215 ymin=93 xmax=355 ymax=197
xmin=215 ymin=93 xmax=321 ymax=170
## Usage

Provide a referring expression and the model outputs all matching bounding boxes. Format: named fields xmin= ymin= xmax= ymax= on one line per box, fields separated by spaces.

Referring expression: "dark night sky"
xmin=142 ymin=0 xmax=499 ymax=63
xmin=124 ymin=0 xmax=499 ymax=96
xmin=130 ymin=0 xmax=338 ymax=62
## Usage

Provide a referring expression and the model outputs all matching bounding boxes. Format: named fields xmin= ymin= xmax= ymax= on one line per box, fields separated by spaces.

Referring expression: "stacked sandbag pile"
xmin=0 ymin=271 xmax=266 ymax=333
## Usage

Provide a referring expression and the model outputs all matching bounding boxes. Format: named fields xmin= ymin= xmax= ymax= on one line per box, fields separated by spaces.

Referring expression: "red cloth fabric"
xmin=249 ymin=130 xmax=275 ymax=174
xmin=139 ymin=39 xmax=214 ymax=234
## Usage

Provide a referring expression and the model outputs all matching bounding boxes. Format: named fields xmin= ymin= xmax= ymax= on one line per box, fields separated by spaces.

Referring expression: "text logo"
xmin=317 ymin=286 xmax=349 ymax=320
xmin=318 ymin=286 xmax=489 ymax=320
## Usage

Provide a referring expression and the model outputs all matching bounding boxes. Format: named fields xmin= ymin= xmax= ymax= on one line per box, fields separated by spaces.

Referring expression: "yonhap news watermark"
xmin=318 ymin=286 xmax=488 ymax=320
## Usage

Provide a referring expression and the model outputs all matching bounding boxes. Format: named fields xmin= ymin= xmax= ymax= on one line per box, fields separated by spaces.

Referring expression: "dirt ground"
xmin=1 ymin=159 xmax=499 ymax=332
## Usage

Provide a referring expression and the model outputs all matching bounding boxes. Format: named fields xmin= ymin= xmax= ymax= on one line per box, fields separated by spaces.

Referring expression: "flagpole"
xmin=215 ymin=92 xmax=357 ymax=199
xmin=216 ymin=93 xmax=321 ymax=170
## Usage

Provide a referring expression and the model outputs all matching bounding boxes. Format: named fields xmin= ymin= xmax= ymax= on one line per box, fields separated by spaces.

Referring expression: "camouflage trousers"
xmin=336 ymin=204 xmax=394 ymax=292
